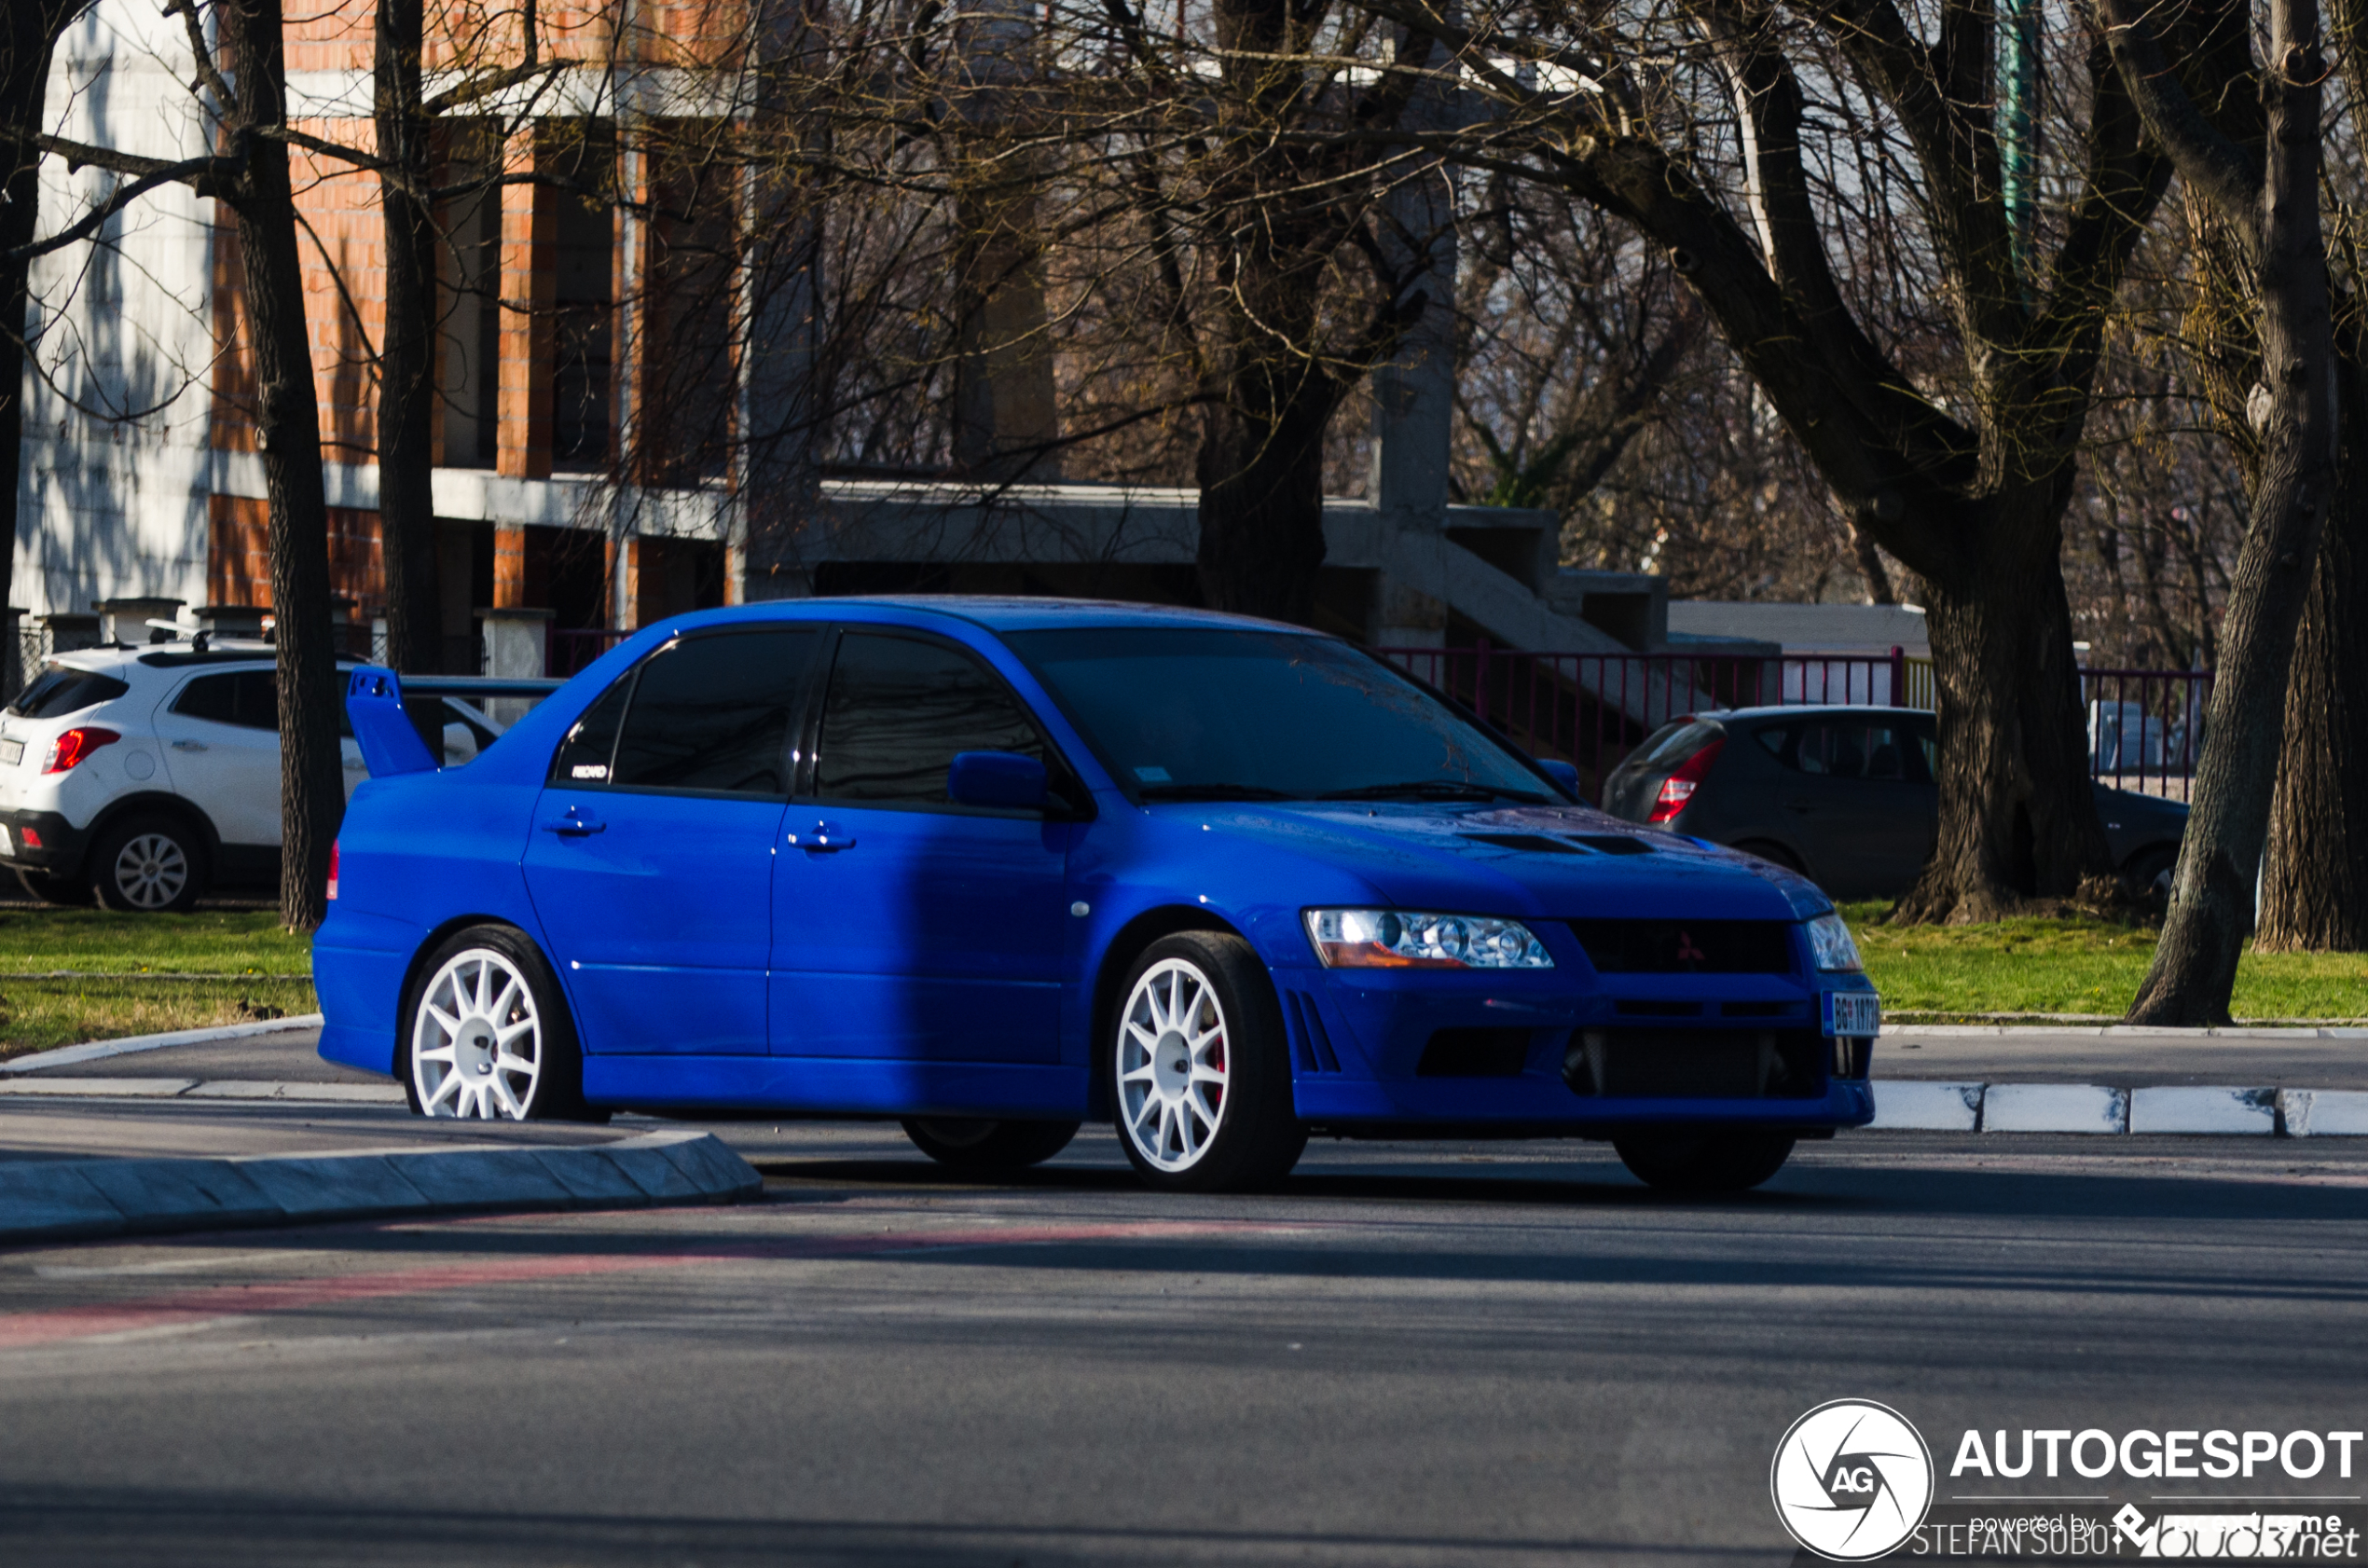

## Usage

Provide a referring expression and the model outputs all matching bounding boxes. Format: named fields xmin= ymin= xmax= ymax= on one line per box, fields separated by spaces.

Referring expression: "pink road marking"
xmin=0 ymin=1219 xmax=1295 ymax=1352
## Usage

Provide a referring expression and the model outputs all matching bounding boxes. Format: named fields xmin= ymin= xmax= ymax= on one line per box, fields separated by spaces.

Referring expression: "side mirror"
xmin=1536 ymin=759 xmax=1581 ymax=795
xmin=948 ymin=750 xmax=1049 ymax=810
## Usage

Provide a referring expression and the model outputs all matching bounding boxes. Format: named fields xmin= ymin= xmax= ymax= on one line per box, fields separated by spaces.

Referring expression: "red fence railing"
xmin=2080 ymin=667 xmax=2213 ymax=800
xmin=1378 ymin=641 xmax=2212 ymax=802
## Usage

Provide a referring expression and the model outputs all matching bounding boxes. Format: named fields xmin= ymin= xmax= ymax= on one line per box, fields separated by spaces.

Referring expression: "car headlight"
xmin=1805 ymin=911 xmax=1864 ymax=972
xmin=1304 ymin=909 xmax=1554 ymax=970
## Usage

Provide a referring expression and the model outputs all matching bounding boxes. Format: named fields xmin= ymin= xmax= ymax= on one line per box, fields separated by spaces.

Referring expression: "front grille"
xmin=1563 ymin=1028 xmax=1824 ymax=1099
xmin=1568 ymin=919 xmax=1796 ymax=974
xmin=1416 ymin=1027 xmax=1533 ymax=1077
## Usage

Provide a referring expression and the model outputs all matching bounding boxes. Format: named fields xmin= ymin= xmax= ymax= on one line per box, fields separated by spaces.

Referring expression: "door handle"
xmin=544 ymin=809 xmax=606 ymax=837
xmin=172 ymin=740 xmax=208 ymax=752
xmin=787 ymin=822 xmax=855 ymax=851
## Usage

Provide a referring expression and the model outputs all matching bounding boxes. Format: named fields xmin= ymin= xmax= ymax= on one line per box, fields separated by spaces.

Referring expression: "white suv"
xmin=0 ymin=639 xmax=503 ymax=911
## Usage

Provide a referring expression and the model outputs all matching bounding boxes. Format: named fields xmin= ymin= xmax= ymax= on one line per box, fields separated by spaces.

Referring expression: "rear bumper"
xmin=0 ymin=808 xmax=88 ymax=877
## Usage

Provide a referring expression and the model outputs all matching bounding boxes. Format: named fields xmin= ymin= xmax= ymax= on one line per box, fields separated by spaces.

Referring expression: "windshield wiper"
xmin=1317 ymin=780 xmax=1548 ymax=804
xmin=1137 ymin=782 xmax=1296 ymax=802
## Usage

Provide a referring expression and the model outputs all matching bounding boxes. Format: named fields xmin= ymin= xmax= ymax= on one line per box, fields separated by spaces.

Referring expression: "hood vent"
xmin=1566 ymin=835 xmax=1653 ymax=856
xmin=1460 ymin=832 xmax=1582 ymax=854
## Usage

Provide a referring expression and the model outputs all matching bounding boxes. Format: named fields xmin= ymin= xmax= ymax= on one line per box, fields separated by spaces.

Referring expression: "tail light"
xmin=42 ymin=726 xmax=121 ymax=775
xmin=326 ymin=840 xmax=339 ymax=901
xmin=1647 ymin=738 xmax=1725 ymax=823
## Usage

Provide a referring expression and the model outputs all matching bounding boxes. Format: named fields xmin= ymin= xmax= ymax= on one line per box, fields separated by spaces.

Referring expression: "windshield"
xmin=1004 ymin=627 xmax=1553 ymax=803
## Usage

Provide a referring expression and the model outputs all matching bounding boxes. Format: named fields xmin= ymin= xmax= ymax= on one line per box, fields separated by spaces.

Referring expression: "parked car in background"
xmin=1599 ymin=705 xmax=2187 ymax=900
xmin=0 ymin=640 xmax=507 ymax=911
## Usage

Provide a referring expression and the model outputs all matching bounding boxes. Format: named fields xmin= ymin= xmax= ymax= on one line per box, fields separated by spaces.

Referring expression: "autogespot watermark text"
xmin=1772 ymin=1405 xmax=2367 ymax=1561
xmin=1948 ymin=1429 xmax=2367 ymax=1486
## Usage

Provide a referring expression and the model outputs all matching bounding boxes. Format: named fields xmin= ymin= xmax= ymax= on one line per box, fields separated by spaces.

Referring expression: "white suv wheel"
xmin=110 ymin=832 xmax=189 ymax=910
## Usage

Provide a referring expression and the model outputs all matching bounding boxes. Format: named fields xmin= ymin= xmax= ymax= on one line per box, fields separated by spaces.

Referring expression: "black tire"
xmin=2124 ymin=845 xmax=2178 ymax=901
xmin=901 ymin=1118 xmax=1081 ymax=1173
xmin=88 ymin=815 xmax=207 ymax=914
xmin=1613 ymin=1128 xmax=1796 ymax=1193
xmin=16 ymin=869 xmax=95 ymax=907
xmin=1731 ymin=839 xmax=1806 ymax=874
xmin=1108 ymin=931 xmax=1307 ymax=1193
xmin=397 ymin=924 xmax=604 ymax=1121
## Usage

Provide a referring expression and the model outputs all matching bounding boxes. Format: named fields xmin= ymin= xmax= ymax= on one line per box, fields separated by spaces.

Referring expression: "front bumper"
xmin=0 ymin=809 xmax=88 ymax=876
xmin=1280 ymin=968 xmax=1879 ymax=1133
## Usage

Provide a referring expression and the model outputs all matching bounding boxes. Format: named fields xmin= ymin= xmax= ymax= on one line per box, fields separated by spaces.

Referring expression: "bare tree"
xmin=1363 ymin=0 xmax=2171 ymax=922
xmin=2100 ymin=0 xmax=2339 ymax=1019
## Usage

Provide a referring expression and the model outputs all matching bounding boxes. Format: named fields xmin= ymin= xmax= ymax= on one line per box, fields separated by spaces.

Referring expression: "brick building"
xmin=16 ymin=0 xmax=1733 ymax=704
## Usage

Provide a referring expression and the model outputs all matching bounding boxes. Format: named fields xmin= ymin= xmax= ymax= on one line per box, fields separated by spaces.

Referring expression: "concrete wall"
xmin=14 ymin=0 xmax=219 ymax=617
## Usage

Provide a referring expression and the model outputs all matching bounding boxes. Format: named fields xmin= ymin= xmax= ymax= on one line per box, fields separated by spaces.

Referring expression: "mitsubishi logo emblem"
xmin=1675 ymin=929 xmax=1707 ymax=963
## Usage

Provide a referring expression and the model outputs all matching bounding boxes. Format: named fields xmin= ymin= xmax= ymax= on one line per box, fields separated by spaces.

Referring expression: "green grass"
xmin=0 ymin=909 xmax=315 ymax=1058
xmin=1840 ymin=901 xmax=2368 ymax=1022
xmin=0 ymin=908 xmax=312 ymax=978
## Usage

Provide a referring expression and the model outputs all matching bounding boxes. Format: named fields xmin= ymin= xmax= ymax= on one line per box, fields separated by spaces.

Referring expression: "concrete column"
xmin=1363 ymin=23 xmax=1460 ymax=647
xmin=1367 ymin=26 xmax=1457 ymax=535
xmin=92 ymin=598 xmax=187 ymax=645
xmin=479 ymin=604 xmax=550 ymax=680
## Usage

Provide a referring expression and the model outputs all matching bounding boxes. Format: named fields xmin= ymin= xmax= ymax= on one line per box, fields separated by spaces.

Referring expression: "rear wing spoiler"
xmin=345 ymin=667 xmax=566 ymax=777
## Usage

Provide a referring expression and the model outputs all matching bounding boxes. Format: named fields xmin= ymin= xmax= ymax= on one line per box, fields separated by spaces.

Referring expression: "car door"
xmin=152 ymin=669 xmax=282 ymax=846
xmin=522 ymin=627 xmax=818 ymax=1056
xmin=1767 ymin=717 xmax=1936 ymax=897
xmin=770 ymin=627 xmax=1073 ymax=1064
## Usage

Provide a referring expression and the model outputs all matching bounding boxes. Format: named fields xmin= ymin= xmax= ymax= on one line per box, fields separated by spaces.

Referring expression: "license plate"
xmin=1824 ymin=990 xmax=1880 ymax=1038
xmin=0 ymin=739 xmax=21 ymax=766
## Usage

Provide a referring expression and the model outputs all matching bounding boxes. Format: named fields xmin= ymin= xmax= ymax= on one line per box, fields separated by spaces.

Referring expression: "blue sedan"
xmin=319 ymin=598 xmax=1879 ymax=1192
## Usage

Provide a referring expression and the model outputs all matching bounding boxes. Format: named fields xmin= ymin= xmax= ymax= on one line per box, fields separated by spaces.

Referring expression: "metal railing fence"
xmin=1377 ymin=640 xmax=2211 ymax=802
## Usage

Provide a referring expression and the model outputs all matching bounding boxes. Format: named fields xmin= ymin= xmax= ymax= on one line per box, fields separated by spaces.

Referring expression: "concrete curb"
xmin=0 ymin=1077 xmax=404 ymax=1104
xmin=0 ymin=1130 xmax=762 ymax=1246
xmin=1866 ymin=1082 xmax=2368 ymax=1136
xmin=2 ymin=1015 xmax=325 ymax=1074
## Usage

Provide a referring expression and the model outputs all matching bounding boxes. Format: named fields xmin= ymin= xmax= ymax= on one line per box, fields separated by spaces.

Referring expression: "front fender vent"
xmin=1284 ymin=989 xmax=1343 ymax=1074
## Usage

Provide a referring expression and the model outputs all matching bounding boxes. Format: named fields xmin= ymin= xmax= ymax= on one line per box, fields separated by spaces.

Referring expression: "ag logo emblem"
xmin=1770 ymin=1399 xmax=1934 ymax=1561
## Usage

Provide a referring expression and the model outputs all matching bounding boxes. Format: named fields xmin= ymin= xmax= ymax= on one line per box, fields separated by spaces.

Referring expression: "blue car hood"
xmin=1186 ymin=802 xmax=1829 ymax=923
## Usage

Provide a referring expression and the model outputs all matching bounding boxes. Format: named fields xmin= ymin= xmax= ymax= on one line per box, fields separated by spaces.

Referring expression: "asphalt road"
xmin=3 ymin=1122 xmax=2364 ymax=1567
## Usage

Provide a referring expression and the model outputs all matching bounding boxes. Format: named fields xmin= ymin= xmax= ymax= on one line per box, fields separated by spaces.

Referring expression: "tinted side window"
xmin=7 ymin=667 xmax=131 ymax=719
xmin=1765 ymin=720 xmax=1926 ymax=782
xmin=549 ymin=679 xmax=632 ymax=784
xmin=173 ymin=670 xmax=280 ymax=730
xmin=814 ymin=632 xmax=1044 ymax=806
xmin=608 ymin=629 xmax=818 ymax=795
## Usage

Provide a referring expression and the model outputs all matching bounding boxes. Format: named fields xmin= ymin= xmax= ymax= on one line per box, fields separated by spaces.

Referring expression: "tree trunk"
xmin=1897 ymin=485 xmax=2118 ymax=922
xmin=374 ymin=0 xmax=441 ymax=673
xmin=2128 ymin=0 xmax=2336 ymax=1022
xmin=1194 ymin=370 xmax=1335 ymax=621
xmin=222 ymin=0 xmax=345 ymax=931
xmin=2257 ymin=307 xmax=2368 ymax=950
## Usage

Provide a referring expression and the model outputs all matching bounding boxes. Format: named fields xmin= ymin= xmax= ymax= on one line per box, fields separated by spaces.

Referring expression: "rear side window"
xmin=173 ymin=670 xmax=276 ymax=729
xmin=1631 ymin=719 xmax=1719 ymax=772
xmin=605 ymin=629 xmax=819 ymax=795
xmin=814 ymin=632 xmax=1044 ymax=806
xmin=1758 ymin=719 xmax=1928 ymax=782
xmin=7 ymin=665 xmax=131 ymax=719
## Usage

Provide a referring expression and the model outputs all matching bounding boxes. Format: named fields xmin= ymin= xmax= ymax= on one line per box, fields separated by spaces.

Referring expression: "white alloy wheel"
xmin=411 ymin=947 xmax=544 ymax=1119
xmin=110 ymin=832 xmax=190 ymax=910
xmin=1117 ymin=957 xmax=1232 ymax=1172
